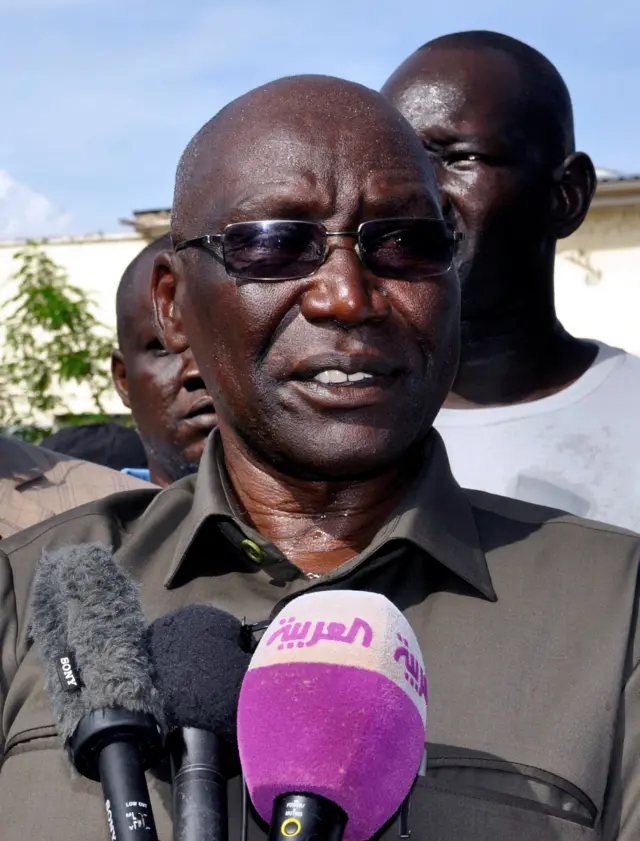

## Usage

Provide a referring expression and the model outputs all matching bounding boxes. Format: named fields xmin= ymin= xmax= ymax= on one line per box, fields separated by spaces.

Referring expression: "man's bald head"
xmin=116 ymin=233 xmax=171 ymax=348
xmin=172 ymin=74 xmax=438 ymax=242
xmin=383 ymin=30 xmax=575 ymax=168
xmin=382 ymin=30 xmax=595 ymax=364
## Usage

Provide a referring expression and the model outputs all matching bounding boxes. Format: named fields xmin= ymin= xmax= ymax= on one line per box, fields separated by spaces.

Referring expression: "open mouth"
xmin=306 ymin=369 xmax=377 ymax=386
xmin=291 ymin=354 xmax=400 ymax=386
xmin=286 ymin=354 xmax=402 ymax=408
xmin=184 ymin=398 xmax=217 ymax=422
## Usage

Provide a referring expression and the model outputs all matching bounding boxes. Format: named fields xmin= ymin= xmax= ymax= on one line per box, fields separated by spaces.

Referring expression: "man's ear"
xmin=552 ymin=152 xmax=597 ymax=240
xmin=151 ymin=251 xmax=189 ymax=354
xmin=111 ymin=349 xmax=131 ymax=409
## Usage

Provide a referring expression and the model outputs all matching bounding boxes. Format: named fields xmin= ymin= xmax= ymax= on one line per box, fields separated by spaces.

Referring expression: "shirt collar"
xmin=375 ymin=432 xmax=496 ymax=600
xmin=165 ymin=430 xmax=238 ymax=583
xmin=165 ymin=428 xmax=496 ymax=601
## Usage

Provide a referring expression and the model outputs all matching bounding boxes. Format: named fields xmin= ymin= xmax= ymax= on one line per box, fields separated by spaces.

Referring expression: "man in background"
xmin=383 ymin=30 xmax=640 ymax=530
xmin=111 ymin=234 xmax=217 ymax=486
xmin=0 ymin=433 xmax=149 ymax=539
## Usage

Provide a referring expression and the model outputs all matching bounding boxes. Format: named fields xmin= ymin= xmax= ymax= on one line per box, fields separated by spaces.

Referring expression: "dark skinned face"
xmin=383 ymin=47 xmax=560 ymax=322
xmin=154 ymin=81 xmax=460 ymax=481
xmin=112 ymin=265 xmax=216 ymax=484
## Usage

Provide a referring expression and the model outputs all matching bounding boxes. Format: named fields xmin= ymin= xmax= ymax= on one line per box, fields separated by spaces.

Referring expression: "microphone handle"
xmin=269 ymin=793 xmax=347 ymax=841
xmin=98 ymin=740 xmax=160 ymax=841
xmin=170 ymin=727 xmax=229 ymax=841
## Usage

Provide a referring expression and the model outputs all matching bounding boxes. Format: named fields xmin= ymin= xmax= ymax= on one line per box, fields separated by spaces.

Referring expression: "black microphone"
xmin=149 ymin=604 xmax=252 ymax=841
xmin=30 ymin=542 xmax=165 ymax=841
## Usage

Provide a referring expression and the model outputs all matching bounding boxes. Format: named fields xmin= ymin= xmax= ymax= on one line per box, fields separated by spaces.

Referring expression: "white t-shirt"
xmin=435 ymin=341 xmax=640 ymax=531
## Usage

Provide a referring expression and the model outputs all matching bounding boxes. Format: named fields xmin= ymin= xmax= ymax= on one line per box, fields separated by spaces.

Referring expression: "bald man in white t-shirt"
xmin=383 ymin=32 xmax=640 ymax=530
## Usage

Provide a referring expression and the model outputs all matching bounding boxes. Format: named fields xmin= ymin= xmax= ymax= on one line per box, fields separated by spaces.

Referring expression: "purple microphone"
xmin=237 ymin=590 xmax=427 ymax=841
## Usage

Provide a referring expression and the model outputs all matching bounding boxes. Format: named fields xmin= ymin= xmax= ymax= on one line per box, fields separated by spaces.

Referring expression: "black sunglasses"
xmin=174 ymin=218 xmax=464 ymax=282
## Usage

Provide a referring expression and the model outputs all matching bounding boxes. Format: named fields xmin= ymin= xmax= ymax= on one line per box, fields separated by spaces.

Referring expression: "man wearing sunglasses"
xmin=1 ymin=74 xmax=640 ymax=841
xmin=383 ymin=31 xmax=640 ymax=530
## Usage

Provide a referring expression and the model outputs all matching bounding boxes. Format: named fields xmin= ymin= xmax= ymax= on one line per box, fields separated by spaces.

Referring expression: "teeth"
xmin=314 ymin=370 xmax=348 ymax=384
xmin=312 ymin=370 xmax=374 ymax=384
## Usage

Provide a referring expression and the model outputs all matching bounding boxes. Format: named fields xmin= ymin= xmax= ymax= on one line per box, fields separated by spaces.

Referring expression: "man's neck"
xmin=147 ymin=448 xmax=201 ymax=488
xmin=220 ymin=431 xmax=421 ymax=575
xmin=446 ymin=315 xmax=598 ymax=409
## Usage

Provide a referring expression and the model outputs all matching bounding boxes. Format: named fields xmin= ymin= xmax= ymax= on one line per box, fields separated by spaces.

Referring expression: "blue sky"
xmin=0 ymin=0 xmax=637 ymax=237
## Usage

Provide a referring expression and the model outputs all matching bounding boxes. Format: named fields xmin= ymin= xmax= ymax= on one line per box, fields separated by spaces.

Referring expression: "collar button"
xmin=241 ymin=538 xmax=264 ymax=564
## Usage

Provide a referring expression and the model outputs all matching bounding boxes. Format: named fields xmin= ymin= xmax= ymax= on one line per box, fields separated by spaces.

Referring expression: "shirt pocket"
xmin=403 ymin=756 xmax=598 ymax=841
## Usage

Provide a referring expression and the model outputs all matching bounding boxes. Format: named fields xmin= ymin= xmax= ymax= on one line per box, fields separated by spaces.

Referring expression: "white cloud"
xmin=0 ymin=171 xmax=72 ymax=240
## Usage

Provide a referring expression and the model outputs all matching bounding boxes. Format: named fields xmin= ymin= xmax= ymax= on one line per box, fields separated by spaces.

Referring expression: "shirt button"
xmin=241 ymin=539 xmax=264 ymax=564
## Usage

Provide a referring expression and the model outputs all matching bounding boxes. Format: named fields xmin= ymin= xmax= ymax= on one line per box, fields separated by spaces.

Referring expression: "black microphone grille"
xmin=150 ymin=604 xmax=252 ymax=745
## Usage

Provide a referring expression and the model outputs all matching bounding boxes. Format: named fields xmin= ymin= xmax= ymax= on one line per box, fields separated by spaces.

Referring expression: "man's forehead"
xmin=173 ymin=75 xmax=442 ymax=237
xmin=387 ymin=47 xmax=527 ymax=129
xmin=190 ymin=122 xmax=439 ymax=225
xmin=219 ymin=117 xmax=425 ymax=178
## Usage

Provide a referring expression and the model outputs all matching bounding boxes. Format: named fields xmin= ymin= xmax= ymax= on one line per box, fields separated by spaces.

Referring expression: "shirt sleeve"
xmin=602 ymin=576 xmax=640 ymax=840
xmin=0 ymin=548 xmax=18 ymax=758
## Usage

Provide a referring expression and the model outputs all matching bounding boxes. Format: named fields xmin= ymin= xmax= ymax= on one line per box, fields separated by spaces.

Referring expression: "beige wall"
xmin=1 ymin=204 xmax=640 ymax=420
xmin=556 ymin=206 xmax=640 ymax=356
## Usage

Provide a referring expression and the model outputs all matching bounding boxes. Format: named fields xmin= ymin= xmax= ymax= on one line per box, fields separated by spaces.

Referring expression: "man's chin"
xmin=247 ymin=425 xmax=428 ymax=484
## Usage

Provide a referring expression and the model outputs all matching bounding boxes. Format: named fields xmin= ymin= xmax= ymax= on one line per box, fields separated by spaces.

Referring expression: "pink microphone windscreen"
xmin=237 ymin=590 xmax=427 ymax=841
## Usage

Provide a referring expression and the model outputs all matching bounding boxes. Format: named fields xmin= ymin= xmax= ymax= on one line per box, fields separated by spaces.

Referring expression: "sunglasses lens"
xmin=359 ymin=218 xmax=456 ymax=280
xmin=222 ymin=221 xmax=326 ymax=280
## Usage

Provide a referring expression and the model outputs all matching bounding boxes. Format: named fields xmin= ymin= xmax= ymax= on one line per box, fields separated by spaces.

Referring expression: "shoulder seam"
xmin=469 ymin=499 xmax=640 ymax=541
xmin=2 ymin=491 xmax=159 ymax=555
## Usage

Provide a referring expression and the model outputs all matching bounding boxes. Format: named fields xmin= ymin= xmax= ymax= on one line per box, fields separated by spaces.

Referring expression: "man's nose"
xmin=299 ymin=241 xmax=391 ymax=327
xmin=180 ymin=350 xmax=207 ymax=392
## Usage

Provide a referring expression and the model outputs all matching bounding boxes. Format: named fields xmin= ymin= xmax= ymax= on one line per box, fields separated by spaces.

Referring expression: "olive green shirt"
xmin=1 ymin=431 xmax=639 ymax=841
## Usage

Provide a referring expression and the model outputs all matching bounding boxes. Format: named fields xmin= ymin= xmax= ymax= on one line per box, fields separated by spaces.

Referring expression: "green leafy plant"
xmin=0 ymin=241 xmax=116 ymax=430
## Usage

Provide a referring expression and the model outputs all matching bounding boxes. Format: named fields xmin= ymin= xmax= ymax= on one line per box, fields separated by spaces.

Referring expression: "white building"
xmin=0 ymin=171 xmax=639 ymax=422
xmin=556 ymin=170 xmax=640 ymax=355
